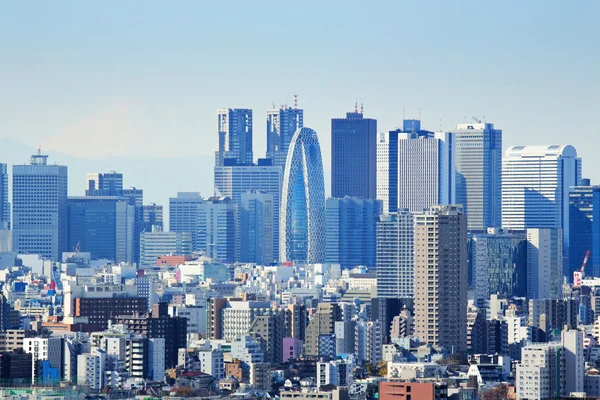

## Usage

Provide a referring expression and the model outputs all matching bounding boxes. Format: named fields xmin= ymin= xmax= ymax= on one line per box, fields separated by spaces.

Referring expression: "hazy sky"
xmin=1 ymin=1 xmax=599 ymax=193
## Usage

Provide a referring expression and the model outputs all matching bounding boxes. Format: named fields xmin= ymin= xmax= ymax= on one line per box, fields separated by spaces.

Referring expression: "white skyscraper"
xmin=527 ymin=228 xmax=563 ymax=300
xmin=502 ymin=145 xmax=581 ymax=258
xmin=397 ymin=131 xmax=454 ymax=212
xmin=13 ymin=152 xmax=68 ymax=260
xmin=376 ymin=131 xmax=397 ymax=214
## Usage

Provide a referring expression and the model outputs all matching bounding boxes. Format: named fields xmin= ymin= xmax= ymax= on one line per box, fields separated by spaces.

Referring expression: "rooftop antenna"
xmin=354 ymin=99 xmax=358 ymax=113
xmin=360 ymin=100 xmax=363 ymax=115
xmin=419 ymin=108 xmax=422 ymax=121
xmin=402 ymin=107 xmax=405 ymax=120
xmin=294 ymin=94 xmax=298 ymax=110
xmin=37 ymin=145 xmax=42 ymax=155
xmin=440 ymin=118 xmax=443 ymax=131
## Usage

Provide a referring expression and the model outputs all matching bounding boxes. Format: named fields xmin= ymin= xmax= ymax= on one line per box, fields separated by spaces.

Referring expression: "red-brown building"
xmin=379 ymin=381 xmax=448 ymax=400
xmin=156 ymin=255 xmax=193 ymax=267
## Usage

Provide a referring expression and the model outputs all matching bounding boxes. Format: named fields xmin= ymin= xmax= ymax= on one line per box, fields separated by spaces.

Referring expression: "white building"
xmin=527 ymin=228 xmax=563 ymax=300
xmin=197 ymin=343 xmax=224 ymax=379
xmin=77 ymin=348 xmax=106 ymax=390
xmin=355 ymin=320 xmax=383 ymax=366
xmin=139 ymin=231 xmax=192 ymax=267
xmin=502 ymin=145 xmax=581 ymax=255
xmin=317 ymin=358 xmax=354 ymax=388
xmin=24 ymin=337 xmax=63 ymax=382
xmin=222 ymin=301 xmax=272 ymax=342
xmin=148 ymin=338 xmax=165 ymax=382
xmin=231 ymin=335 xmax=264 ymax=364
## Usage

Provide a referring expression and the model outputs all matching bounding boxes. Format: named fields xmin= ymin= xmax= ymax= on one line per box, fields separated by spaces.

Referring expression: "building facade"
xmin=215 ymin=108 xmax=253 ymax=167
xmin=452 ymin=122 xmax=502 ymax=231
xmin=139 ymin=231 xmax=193 ymax=267
xmin=376 ymin=130 xmax=399 ymax=214
xmin=169 ymin=192 xmax=205 ymax=252
xmin=326 ymin=197 xmax=382 ymax=268
xmin=527 ymin=228 xmax=563 ymax=300
xmin=0 ymin=163 xmax=9 ymax=229
xmin=331 ymin=111 xmax=377 ymax=199
xmin=240 ymin=190 xmax=274 ymax=264
xmin=413 ymin=205 xmax=468 ymax=352
xmin=266 ymin=106 xmax=304 ymax=168
xmin=12 ymin=152 xmax=68 ymax=260
xmin=280 ymin=127 xmax=326 ymax=263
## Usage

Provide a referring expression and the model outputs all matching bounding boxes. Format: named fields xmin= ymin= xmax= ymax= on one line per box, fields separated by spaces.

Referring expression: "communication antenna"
xmin=419 ymin=108 xmax=422 ymax=121
xmin=354 ymin=99 xmax=358 ymax=113
xmin=402 ymin=107 xmax=405 ymax=120
xmin=360 ymin=100 xmax=363 ymax=115
xmin=294 ymin=94 xmax=298 ymax=110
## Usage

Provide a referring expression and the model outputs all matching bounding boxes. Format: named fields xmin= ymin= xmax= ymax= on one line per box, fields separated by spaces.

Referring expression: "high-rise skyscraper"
xmin=266 ymin=106 xmax=303 ymax=168
xmin=331 ymin=110 xmax=377 ymax=199
xmin=396 ymin=122 xmax=454 ymax=212
xmin=527 ymin=228 xmax=563 ymax=300
xmin=502 ymin=145 xmax=581 ymax=268
xmin=214 ymin=163 xmax=282 ymax=260
xmin=240 ymin=190 xmax=274 ymax=265
xmin=199 ymin=197 xmax=237 ymax=263
xmin=413 ymin=205 xmax=467 ymax=352
xmin=325 ymin=197 xmax=382 ymax=268
xmin=280 ymin=127 xmax=326 ymax=264
xmin=169 ymin=192 xmax=205 ymax=252
xmin=0 ymin=163 xmax=9 ymax=229
xmin=376 ymin=211 xmax=415 ymax=299
xmin=376 ymin=131 xmax=398 ymax=214
xmin=568 ymin=183 xmax=594 ymax=277
xmin=85 ymin=172 xmax=123 ymax=196
xmin=142 ymin=203 xmax=163 ymax=233
xmin=452 ymin=122 xmax=502 ymax=231
xmin=13 ymin=152 xmax=68 ymax=260
xmin=67 ymin=196 xmax=135 ymax=263
xmin=215 ymin=108 xmax=253 ymax=167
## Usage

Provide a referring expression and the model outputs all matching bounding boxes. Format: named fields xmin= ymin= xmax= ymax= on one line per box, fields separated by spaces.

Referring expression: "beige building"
xmin=304 ymin=303 xmax=342 ymax=356
xmin=413 ymin=205 xmax=467 ymax=352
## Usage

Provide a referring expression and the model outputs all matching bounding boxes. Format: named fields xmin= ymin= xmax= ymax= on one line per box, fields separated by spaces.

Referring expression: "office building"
xmin=139 ymin=231 xmax=192 ymax=267
xmin=12 ymin=152 xmax=68 ymax=260
xmin=67 ymin=196 xmax=135 ymax=263
xmin=413 ymin=205 xmax=467 ymax=352
xmin=397 ymin=123 xmax=454 ymax=212
xmin=214 ymin=164 xmax=281 ymax=260
xmin=304 ymin=303 xmax=342 ymax=357
xmin=280 ymin=127 xmax=326 ymax=263
xmin=240 ymin=190 xmax=274 ymax=264
xmin=331 ymin=109 xmax=377 ymax=199
xmin=142 ymin=203 xmax=163 ymax=232
xmin=199 ymin=197 xmax=237 ymax=262
xmin=326 ymin=197 xmax=382 ymax=268
xmin=376 ymin=130 xmax=399 ymax=213
xmin=169 ymin=192 xmax=205 ymax=251
xmin=266 ymin=105 xmax=303 ymax=168
xmin=0 ymin=163 xmax=9 ymax=229
xmin=85 ymin=172 xmax=123 ymax=196
xmin=215 ymin=108 xmax=253 ymax=166
xmin=376 ymin=211 xmax=415 ymax=298
xmin=470 ymin=228 xmax=527 ymax=306
xmin=527 ymin=229 xmax=563 ymax=300
xmin=451 ymin=122 xmax=502 ymax=231
xmin=568 ymin=182 xmax=596 ymax=277
xmin=502 ymin=145 xmax=581 ymax=267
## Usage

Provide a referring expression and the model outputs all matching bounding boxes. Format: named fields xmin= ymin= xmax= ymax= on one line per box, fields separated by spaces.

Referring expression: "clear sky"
xmin=1 ymin=0 xmax=599 ymax=198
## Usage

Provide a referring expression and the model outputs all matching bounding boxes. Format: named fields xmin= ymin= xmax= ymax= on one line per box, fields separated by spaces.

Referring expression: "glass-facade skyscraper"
xmin=325 ymin=197 xmax=382 ymax=268
xmin=13 ymin=152 xmax=68 ymax=260
xmin=452 ymin=122 xmax=502 ymax=232
xmin=67 ymin=196 xmax=135 ymax=263
xmin=266 ymin=106 xmax=303 ymax=168
xmin=0 ymin=163 xmax=9 ymax=229
xmin=569 ymin=184 xmax=594 ymax=277
xmin=215 ymin=108 xmax=253 ymax=167
xmin=331 ymin=111 xmax=377 ymax=199
xmin=280 ymin=127 xmax=326 ymax=263
xmin=240 ymin=190 xmax=274 ymax=265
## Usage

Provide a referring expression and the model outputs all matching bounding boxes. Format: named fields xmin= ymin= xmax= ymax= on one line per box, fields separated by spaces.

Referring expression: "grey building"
xmin=451 ymin=122 xmax=502 ymax=232
xmin=13 ymin=152 xmax=68 ymax=260
xmin=0 ymin=163 xmax=9 ymax=229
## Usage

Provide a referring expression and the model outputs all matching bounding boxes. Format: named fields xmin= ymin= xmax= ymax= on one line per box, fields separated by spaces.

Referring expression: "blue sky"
xmin=1 ymin=1 xmax=599 ymax=202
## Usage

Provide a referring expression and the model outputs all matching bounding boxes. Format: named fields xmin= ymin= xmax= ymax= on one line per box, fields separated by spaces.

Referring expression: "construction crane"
xmin=573 ymin=250 xmax=591 ymax=287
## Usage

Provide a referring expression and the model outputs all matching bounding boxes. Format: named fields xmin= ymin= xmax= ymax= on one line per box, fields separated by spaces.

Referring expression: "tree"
xmin=365 ymin=362 xmax=375 ymax=376
xmin=377 ymin=359 xmax=387 ymax=377
xmin=436 ymin=352 xmax=468 ymax=366
xmin=480 ymin=384 xmax=509 ymax=400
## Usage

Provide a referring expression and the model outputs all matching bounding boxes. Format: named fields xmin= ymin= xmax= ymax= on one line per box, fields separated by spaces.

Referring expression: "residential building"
xmin=77 ymin=349 xmax=106 ymax=390
xmin=266 ymin=105 xmax=304 ymax=168
xmin=376 ymin=211 xmax=415 ymax=298
xmin=451 ymin=122 xmax=502 ymax=231
xmin=317 ymin=358 xmax=354 ymax=388
xmin=250 ymin=362 xmax=272 ymax=391
xmin=280 ymin=127 xmax=326 ymax=263
xmin=326 ymin=197 xmax=382 ymax=268
xmin=304 ymin=303 xmax=342 ymax=357
xmin=413 ymin=205 xmax=468 ymax=352
xmin=379 ymin=381 xmax=448 ymax=400
xmin=12 ymin=152 xmax=68 ymax=260
xmin=139 ymin=231 xmax=192 ymax=267
xmin=331 ymin=109 xmax=377 ymax=199
xmin=527 ymin=229 xmax=563 ymax=300
xmin=222 ymin=301 xmax=273 ymax=342
xmin=249 ymin=311 xmax=286 ymax=364
xmin=215 ymin=108 xmax=253 ymax=166
xmin=355 ymin=320 xmax=383 ymax=365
